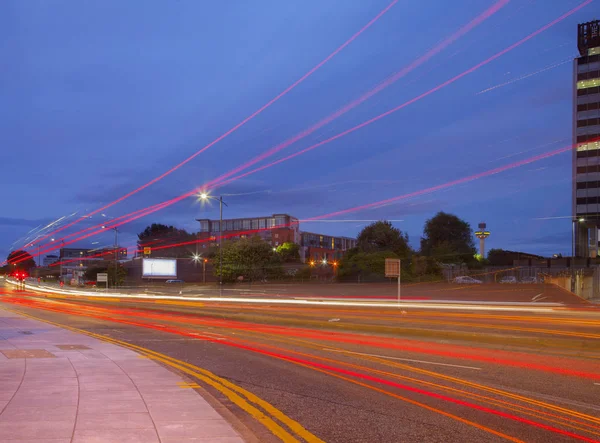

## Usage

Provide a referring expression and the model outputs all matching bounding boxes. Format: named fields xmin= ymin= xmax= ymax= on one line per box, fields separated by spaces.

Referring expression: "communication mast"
xmin=474 ymin=223 xmax=490 ymax=258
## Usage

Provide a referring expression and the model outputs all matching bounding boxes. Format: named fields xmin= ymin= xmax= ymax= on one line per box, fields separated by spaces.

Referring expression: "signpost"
xmin=97 ymin=272 xmax=108 ymax=290
xmin=385 ymin=258 xmax=401 ymax=305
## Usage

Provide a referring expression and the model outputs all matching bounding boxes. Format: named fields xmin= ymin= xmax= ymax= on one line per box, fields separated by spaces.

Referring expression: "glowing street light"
xmin=198 ymin=192 xmax=228 ymax=286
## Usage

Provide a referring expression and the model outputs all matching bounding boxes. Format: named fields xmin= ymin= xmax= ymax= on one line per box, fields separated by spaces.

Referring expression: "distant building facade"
xmin=42 ymin=254 xmax=59 ymax=266
xmin=196 ymin=214 xmax=300 ymax=248
xmin=574 ymin=20 xmax=600 ymax=257
xmin=196 ymin=213 xmax=356 ymax=263
xmin=300 ymin=232 xmax=357 ymax=263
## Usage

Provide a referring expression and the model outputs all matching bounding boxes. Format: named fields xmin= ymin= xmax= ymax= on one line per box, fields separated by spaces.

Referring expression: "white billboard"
xmin=142 ymin=258 xmax=177 ymax=278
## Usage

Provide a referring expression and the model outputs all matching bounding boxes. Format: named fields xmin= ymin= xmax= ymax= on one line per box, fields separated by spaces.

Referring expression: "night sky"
xmin=0 ymin=0 xmax=595 ymax=261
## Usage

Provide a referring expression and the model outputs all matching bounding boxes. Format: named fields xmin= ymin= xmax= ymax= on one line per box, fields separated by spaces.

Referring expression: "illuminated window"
xmin=589 ymin=47 xmax=600 ymax=56
xmin=331 ymin=238 xmax=335 ymax=249
xmin=267 ymin=218 xmax=275 ymax=228
xmin=577 ymin=141 xmax=600 ymax=152
xmin=577 ymin=78 xmax=600 ymax=90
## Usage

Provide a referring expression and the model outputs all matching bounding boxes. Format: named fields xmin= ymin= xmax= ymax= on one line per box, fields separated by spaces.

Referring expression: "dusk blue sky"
xmin=0 ymin=0 xmax=595 ymax=261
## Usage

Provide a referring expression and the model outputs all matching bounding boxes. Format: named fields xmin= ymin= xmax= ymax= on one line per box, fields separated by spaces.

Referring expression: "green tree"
xmin=84 ymin=265 xmax=127 ymax=286
xmin=337 ymin=250 xmax=404 ymax=282
xmin=217 ymin=237 xmax=282 ymax=282
xmin=356 ymin=221 xmax=411 ymax=257
xmin=138 ymin=223 xmax=196 ymax=258
xmin=420 ymin=212 xmax=476 ymax=264
xmin=275 ymin=242 xmax=300 ymax=262
xmin=410 ymin=255 xmax=441 ymax=279
xmin=7 ymin=250 xmax=36 ymax=271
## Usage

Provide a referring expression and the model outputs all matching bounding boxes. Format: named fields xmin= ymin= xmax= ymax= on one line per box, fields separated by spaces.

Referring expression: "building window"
xmin=267 ymin=218 xmax=275 ymax=228
xmin=243 ymin=219 xmax=250 ymax=230
xmin=213 ymin=221 xmax=220 ymax=232
xmin=233 ymin=220 xmax=242 ymax=230
xmin=199 ymin=221 xmax=209 ymax=232
xmin=259 ymin=219 xmax=266 ymax=229
xmin=275 ymin=216 xmax=286 ymax=227
xmin=251 ymin=219 xmax=258 ymax=229
xmin=227 ymin=220 xmax=234 ymax=231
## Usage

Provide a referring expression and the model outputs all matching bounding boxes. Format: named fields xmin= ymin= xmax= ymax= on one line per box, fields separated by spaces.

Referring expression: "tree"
xmin=356 ymin=221 xmax=411 ymax=257
xmin=6 ymin=250 xmax=36 ymax=271
xmin=217 ymin=236 xmax=282 ymax=282
xmin=420 ymin=212 xmax=476 ymax=264
xmin=84 ymin=264 xmax=127 ymax=286
xmin=337 ymin=250 xmax=403 ymax=282
xmin=410 ymin=255 xmax=441 ymax=279
xmin=275 ymin=242 xmax=300 ymax=262
xmin=138 ymin=223 xmax=196 ymax=258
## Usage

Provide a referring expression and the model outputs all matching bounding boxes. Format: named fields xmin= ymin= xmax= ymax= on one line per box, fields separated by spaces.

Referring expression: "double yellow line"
xmin=4 ymin=307 xmax=323 ymax=443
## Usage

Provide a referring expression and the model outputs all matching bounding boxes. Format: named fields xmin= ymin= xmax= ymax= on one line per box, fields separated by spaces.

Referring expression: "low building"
xmin=196 ymin=214 xmax=300 ymax=248
xmin=195 ymin=214 xmax=356 ymax=263
xmin=42 ymin=254 xmax=59 ymax=266
xmin=300 ymin=232 xmax=357 ymax=263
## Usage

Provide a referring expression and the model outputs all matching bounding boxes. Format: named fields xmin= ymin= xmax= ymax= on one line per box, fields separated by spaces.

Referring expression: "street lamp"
xmin=102 ymin=226 xmax=119 ymax=288
xmin=572 ymin=218 xmax=586 ymax=292
xmin=198 ymin=192 xmax=227 ymax=286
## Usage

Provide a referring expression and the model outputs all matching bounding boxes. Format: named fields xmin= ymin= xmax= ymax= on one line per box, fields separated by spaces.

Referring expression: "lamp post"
xmin=102 ymin=226 xmax=119 ymax=288
xmin=572 ymin=217 xmax=585 ymax=292
xmin=199 ymin=193 xmax=227 ymax=286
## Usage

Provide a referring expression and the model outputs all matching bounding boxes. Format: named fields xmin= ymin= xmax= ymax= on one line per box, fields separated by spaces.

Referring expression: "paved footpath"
xmin=0 ymin=307 xmax=245 ymax=443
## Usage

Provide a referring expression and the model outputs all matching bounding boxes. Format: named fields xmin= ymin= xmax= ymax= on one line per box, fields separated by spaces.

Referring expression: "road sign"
xmin=385 ymin=258 xmax=401 ymax=305
xmin=143 ymin=247 xmax=151 ymax=256
xmin=97 ymin=273 xmax=108 ymax=282
xmin=385 ymin=259 xmax=400 ymax=277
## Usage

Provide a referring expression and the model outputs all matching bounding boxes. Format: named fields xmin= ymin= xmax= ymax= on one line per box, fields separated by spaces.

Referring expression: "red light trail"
xmin=215 ymin=0 xmax=592 ymax=188
xmin=13 ymin=0 xmax=506 ymax=259
xmin=9 ymin=0 xmax=592 ymax=264
xmin=25 ymin=0 xmax=399 ymax=249
xmin=2 ymin=296 xmax=598 ymax=441
xmin=202 ymin=0 xmax=511 ymax=189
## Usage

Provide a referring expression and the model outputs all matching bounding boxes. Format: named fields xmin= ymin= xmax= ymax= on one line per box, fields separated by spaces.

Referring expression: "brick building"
xmin=195 ymin=214 xmax=356 ymax=263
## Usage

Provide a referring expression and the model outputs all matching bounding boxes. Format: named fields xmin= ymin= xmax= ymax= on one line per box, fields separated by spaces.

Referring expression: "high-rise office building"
xmin=573 ymin=20 xmax=600 ymax=257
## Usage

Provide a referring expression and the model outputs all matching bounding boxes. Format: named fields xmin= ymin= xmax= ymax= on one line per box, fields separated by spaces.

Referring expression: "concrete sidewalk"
xmin=0 ymin=307 xmax=245 ymax=443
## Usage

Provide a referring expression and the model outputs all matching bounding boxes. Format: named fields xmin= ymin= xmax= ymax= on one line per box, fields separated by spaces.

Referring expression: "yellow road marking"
xmin=5 ymin=308 xmax=322 ymax=443
xmin=241 ymin=331 xmax=600 ymax=429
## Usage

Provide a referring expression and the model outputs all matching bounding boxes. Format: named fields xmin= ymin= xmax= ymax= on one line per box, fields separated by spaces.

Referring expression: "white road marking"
xmin=323 ymin=348 xmax=481 ymax=370
xmin=531 ymin=293 xmax=544 ymax=301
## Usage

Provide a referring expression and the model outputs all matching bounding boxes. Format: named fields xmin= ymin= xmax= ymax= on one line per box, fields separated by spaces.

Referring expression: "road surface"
xmin=1 ymin=280 xmax=599 ymax=442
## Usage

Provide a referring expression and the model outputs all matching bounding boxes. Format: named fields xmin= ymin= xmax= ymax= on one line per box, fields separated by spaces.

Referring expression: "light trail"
xmin=477 ymin=57 xmax=574 ymax=94
xmin=216 ymin=0 xmax=592 ymax=188
xmin=3 ymin=297 xmax=598 ymax=442
xmin=12 ymin=0 xmax=507 ymax=259
xmin=201 ymin=0 xmax=511 ymax=189
xmin=305 ymin=141 xmax=577 ymax=221
xmin=26 ymin=0 xmax=400 ymax=248
xmin=10 ymin=1 xmax=592 ymax=264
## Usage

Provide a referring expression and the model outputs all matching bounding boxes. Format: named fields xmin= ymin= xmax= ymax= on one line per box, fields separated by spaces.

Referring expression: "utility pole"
xmin=219 ymin=196 xmax=223 ymax=287
xmin=114 ymin=228 xmax=119 ymax=288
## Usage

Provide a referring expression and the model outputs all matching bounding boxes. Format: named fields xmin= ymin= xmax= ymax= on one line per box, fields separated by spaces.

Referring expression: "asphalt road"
xmin=105 ymin=281 xmax=589 ymax=305
xmin=1 ymin=280 xmax=599 ymax=443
